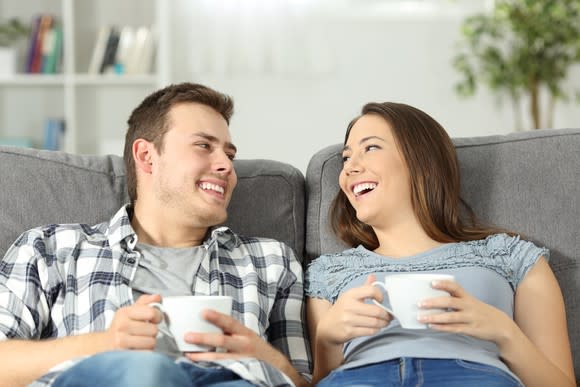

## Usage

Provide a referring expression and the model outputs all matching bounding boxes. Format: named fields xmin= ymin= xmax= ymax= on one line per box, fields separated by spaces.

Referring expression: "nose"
xmin=344 ymin=154 xmax=363 ymax=176
xmin=213 ymin=151 xmax=234 ymax=175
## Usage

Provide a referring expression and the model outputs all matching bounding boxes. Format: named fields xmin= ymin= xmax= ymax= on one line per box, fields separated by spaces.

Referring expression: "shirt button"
xmin=127 ymin=257 xmax=136 ymax=265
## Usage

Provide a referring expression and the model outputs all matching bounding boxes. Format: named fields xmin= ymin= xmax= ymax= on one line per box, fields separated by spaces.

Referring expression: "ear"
xmin=133 ymin=139 xmax=154 ymax=174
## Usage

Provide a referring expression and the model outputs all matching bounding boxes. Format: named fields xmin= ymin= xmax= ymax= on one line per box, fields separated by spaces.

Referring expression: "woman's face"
xmin=339 ymin=114 xmax=414 ymax=230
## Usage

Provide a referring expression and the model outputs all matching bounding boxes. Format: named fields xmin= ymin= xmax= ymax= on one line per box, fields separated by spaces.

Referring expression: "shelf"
xmin=72 ymin=74 xmax=158 ymax=86
xmin=0 ymin=0 xmax=168 ymax=154
xmin=0 ymin=75 xmax=65 ymax=86
xmin=0 ymin=74 xmax=157 ymax=87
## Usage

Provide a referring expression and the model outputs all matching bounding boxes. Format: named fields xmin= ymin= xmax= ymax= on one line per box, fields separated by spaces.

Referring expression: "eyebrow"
xmin=342 ymin=135 xmax=386 ymax=152
xmin=191 ymin=132 xmax=237 ymax=153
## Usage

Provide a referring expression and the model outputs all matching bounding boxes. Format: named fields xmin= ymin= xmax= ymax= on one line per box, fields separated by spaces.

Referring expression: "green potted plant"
xmin=453 ymin=0 xmax=580 ymax=130
xmin=0 ymin=18 xmax=29 ymax=75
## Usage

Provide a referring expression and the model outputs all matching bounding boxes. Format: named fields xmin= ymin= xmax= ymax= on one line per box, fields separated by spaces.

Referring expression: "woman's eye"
xmin=341 ymin=155 xmax=350 ymax=163
xmin=365 ymin=145 xmax=380 ymax=152
xmin=227 ymin=153 xmax=236 ymax=161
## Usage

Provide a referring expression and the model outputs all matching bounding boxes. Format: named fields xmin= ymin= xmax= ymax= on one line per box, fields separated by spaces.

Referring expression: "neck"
xmin=372 ymin=219 xmax=445 ymax=258
xmin=131 ymin=203 xmax=208 ymax=248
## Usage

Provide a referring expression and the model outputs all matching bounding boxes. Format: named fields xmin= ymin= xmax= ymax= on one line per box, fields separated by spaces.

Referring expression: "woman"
xmin=305 ymin=102 xmax=575 ymax=386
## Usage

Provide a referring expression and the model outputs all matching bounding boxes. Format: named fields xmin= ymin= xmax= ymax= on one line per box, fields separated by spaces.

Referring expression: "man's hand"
xmin=104 ymin=294 xmax=163 ymax=350
xmin=184 ymin=310 xmax=308 ymax=386
xmin=183 ymin=309 xmax=280 ymax=362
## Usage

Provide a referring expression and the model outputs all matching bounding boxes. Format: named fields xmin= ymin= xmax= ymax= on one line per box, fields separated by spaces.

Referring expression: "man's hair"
xmin=123 ymin=82 xmax=234 ymax=204
xmin=330 ymin=102 xmax=514 ymax=250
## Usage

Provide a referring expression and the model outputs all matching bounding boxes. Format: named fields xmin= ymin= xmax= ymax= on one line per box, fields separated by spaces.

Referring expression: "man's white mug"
xmin=150 ymin=295 xmax=233 ymax=352
xmin=371 ymin=273 xmax=455 ymax=329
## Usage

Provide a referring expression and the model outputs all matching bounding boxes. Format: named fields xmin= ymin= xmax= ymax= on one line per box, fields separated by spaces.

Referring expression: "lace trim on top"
xmin=305 ymin=233 xmax=548 ymax=303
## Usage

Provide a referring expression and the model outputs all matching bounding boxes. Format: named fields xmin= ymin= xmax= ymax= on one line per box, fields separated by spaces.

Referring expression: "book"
xmin=88 ymin=26 xmax=110 ymax=74
xmin=113 ymin=26 xmax=135 ymax=74
xmin=125 ymin=26 xmax=154 ymax=74
xmin=25 ymin=16 xmax=41 ymax=73
xmin=99 ymin=27 xmax=120 ymax=74
xmin=42 ymin=118 xmax=65 ymax=151
xmin=30 ymin=15 xmax=53 ymax=73
xmin=41 ymin=21 xmax=63 ymax=74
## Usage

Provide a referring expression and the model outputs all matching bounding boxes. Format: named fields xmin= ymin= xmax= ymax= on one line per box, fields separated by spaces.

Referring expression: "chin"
xmin=355 ymin=210 xmax=377 ymax=228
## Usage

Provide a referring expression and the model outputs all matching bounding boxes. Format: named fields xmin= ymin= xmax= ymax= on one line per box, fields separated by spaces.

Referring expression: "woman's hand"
xmin=316 ymin=275 xmax=392 ymax=346
xmin=418 ymin=280 xmax=516 ymax=346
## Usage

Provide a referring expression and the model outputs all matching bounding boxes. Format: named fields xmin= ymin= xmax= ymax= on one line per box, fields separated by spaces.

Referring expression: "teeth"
xmin=353 ymin=183 xmax=377 ymax=195
xmin=199 ymin=182 xmax=225 ymax=194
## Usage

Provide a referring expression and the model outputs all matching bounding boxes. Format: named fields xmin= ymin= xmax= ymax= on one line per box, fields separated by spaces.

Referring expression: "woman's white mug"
xmin=150 ymin=295 xmax=233 ymax=352
xmin=371 ymin=273 xmax=455 ymax=329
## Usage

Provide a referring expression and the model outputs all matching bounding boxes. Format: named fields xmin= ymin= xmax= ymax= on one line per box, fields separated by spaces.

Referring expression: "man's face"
xmin=150 ymin=102 xmax=237 ymax=228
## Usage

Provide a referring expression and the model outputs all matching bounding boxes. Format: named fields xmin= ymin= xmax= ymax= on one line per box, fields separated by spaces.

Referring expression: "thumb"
xmin=364 ymin=274 xmax=377 ymax=285
xmin=135 ymin=293 xmax=162 ymax=305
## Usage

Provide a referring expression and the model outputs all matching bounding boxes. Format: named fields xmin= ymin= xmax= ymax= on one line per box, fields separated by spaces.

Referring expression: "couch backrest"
xmin=305 ymin=128 xmax=580 ymax=382
xmin=0 ymin=146 xmax=305 ymax=262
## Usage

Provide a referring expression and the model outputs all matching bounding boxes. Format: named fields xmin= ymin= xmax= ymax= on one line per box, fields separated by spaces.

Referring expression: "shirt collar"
xmin=105 ymin=204 xmax=138 ymax=249
xmin=204 ymin=225 xmax=240 ymax=251
xmin=105 ymin=205 xmax=240 ymax=252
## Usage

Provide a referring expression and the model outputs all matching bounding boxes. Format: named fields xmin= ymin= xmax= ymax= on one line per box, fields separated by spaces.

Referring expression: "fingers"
xmin=201 ymin=309 xmax=247 ymax=335
xmin=127 ymin=304 xmax=163 ymax=324
xmin=184 ymin=332 xmax=235 ymax=353
xmin=135 ymin=293 xmax=162 ymax=305
xmin=347 ymin=283 xmax=385 ymax=304
xmin=115 ymin=333 xmax=158 ymax=350
xmin=364 ymin=274 xmax=377 ymax=285
xmin=431 ymin=280 xmax=464 ymax=297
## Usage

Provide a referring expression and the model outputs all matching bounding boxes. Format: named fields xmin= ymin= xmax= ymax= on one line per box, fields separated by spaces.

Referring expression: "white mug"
xmin=372 ymin=273 xmax=454 ymax=329
xmin=150 ymin=295 xmax=233 ymax=352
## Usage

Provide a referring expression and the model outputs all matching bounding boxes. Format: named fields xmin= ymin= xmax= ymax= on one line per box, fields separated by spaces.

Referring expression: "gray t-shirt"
xmin=306 ymin=234 xmax=548 ymax=383
xmin=132 ymin=242 xmax=206 ymax=357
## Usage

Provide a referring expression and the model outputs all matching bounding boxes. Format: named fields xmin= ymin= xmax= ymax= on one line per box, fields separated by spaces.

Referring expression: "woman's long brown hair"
xmin=331 ymin=102 xmax=514 ymax=250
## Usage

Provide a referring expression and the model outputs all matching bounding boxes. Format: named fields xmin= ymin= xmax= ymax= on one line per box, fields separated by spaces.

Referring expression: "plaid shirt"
xmin=0 ymin=206 xmax=311 ymax=386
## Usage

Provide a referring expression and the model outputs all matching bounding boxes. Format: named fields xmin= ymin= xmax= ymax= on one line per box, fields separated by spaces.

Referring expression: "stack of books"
xmin=25 ymin=14 xmax=63 ymax=74
xmin=88 ymin=25 xmax=155 ymax=75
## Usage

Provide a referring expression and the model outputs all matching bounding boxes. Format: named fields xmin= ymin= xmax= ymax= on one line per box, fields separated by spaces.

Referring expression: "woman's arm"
xmin=307 ymin=275 xmax=392 ymax=384
xmin=422 ymin=257 xmax=575 ymax=387
xmin=307 ymin=298 xmax=347 ymax=384
xmin=502 ymin=257 xmax=575 ymax=386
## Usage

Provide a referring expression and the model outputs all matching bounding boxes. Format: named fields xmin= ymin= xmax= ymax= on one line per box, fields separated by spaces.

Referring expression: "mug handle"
xmin=149 ymin=302 xmax=173 ymax=338
xmin=370 ymin=281 xmax=396 ymax=317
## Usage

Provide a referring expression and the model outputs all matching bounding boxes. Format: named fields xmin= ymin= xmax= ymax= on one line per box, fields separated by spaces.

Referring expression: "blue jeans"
xmin=52 ymin=351 xmax=256 ymax=387
xmin=317 ymin=358 xmax=523 ymax=387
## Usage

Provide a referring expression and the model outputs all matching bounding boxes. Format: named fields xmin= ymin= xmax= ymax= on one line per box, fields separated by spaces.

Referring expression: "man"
xmin=0 ymin=83 xmax=311 ymax=387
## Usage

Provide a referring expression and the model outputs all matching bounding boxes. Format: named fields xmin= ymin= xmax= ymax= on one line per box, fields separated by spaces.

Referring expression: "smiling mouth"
xmin=198 ymin=182 xmax=225 ymax=197
xmin=353 ymin=182 xmax=377 ymax=197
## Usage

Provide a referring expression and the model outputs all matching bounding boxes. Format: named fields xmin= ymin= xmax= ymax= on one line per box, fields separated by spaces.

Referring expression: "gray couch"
xmin=1 ymin=127 xmax=579 ymax=384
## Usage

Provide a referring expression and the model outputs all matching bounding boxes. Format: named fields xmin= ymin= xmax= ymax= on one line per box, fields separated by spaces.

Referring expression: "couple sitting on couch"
xmin=0 ymin=83 xmax=575 ymax=387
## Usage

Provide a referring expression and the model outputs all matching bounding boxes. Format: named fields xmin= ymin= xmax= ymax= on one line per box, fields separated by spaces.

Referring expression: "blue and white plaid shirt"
xmin=0 ymin=206 xmax=311 ymax=386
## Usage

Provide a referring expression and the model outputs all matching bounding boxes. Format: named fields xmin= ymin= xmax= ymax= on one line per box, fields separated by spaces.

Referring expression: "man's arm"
xmin=185 ymin=243 xmax=312 ymax=386
xmin=0 ymin=295 xmax=163 ymax=387
xmin=0 ymin=332 xmax=113 ymax=387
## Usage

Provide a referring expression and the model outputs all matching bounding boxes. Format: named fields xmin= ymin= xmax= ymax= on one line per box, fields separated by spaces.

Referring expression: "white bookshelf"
xmin=0 ymin=0 xmax=170 ymax=154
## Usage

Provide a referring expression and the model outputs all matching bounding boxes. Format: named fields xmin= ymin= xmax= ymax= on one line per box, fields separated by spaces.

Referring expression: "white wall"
xmin=169 ymin=1 xmax=580 ymax=173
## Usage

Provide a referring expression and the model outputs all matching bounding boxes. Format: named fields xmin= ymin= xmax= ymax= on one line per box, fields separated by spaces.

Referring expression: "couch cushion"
xmin=0 ymin=147 xmax=305 ymax=262
xmin=305 ymin=128 xmax=580 ymax=382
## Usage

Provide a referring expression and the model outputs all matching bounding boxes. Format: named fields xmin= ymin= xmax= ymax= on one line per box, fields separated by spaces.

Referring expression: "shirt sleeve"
xmin=0 ymin=229 xmax=54 ymax=340
xmin=266 ymin=242 xmax=312 ymax=382
xmin=484 ymin=233 xmax=550 ymax=289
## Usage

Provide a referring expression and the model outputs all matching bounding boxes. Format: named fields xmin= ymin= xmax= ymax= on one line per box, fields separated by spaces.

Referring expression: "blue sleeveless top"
xmin=305 ymin=234 xmax=548 ymax=382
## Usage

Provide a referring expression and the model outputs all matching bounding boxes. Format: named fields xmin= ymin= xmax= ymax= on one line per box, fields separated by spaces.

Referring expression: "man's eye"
xmin=341 ymin=155 xmax=350 ymax=163
xmin=227 ymin=153 xmax=236 ymax=161
xmin=196 ymin=143 xmax=210 ymax=149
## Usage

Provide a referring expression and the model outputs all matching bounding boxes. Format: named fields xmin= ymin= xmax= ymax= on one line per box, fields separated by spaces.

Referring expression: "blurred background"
xmin=1 ymin=0 xmax=579 ymax=173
